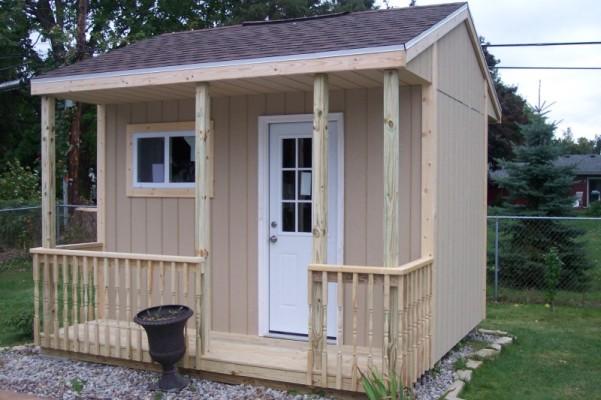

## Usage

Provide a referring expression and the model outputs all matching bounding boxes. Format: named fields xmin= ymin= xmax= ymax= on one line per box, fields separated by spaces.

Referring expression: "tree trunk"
xmin=68 ymin=104 xmax=82 ymax=204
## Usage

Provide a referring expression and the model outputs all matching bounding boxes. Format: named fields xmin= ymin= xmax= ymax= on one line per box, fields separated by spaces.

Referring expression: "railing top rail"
xmin=30 ymin=246 xmax=205 ymax=265
xmin=488 ymin=215 xmax=601 ymax=221
xmin=309 ymin=256 xmax=433 ymax=276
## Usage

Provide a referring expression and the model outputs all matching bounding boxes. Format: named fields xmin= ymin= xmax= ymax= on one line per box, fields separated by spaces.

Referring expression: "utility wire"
xmin=496 ymin=66 xmax=601 ymax=70
xmin=484 ymin=41 xmax=601 ymax=47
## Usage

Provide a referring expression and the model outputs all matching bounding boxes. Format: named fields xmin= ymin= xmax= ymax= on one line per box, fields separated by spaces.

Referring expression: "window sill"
xmin=127 ymin=187 xmax=194 ymax=198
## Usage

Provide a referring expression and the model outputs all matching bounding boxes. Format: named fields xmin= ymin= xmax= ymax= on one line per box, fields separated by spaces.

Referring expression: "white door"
xmin=268 ymin=121 xmax=339 ymax=337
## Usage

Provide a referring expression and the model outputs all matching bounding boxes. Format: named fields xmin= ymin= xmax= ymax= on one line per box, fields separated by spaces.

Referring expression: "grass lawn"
xmin=0 ymin=257 xmax=34 ymax=346
xmin=462 ymin=303 xmax=601 ymax=400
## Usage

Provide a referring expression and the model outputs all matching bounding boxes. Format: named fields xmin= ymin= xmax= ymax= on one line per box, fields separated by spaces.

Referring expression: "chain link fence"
xmin=0 ymin=204 xmax=97 ymax=263
xmin=488 ymin=215 xmax=601 ymax=307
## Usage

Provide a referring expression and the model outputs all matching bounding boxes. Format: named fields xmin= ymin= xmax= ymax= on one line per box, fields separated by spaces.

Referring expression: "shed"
xmin=30 ymin=2 xmax=501 ymax=394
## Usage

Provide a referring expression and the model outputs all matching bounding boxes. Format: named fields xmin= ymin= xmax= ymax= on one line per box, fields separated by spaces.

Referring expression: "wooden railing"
xmin=307 ymin=257 xmax=433 ymax=389
xmin=30 ymin=246 xmax=205 ymax=368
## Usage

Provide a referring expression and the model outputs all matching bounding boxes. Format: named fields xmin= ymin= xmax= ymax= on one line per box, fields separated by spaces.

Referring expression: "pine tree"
xmin=495 ymin=111 xmax=590 ymax=290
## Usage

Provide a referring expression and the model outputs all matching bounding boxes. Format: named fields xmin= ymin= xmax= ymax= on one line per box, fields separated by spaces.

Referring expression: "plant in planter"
xmin=134 ymin=305 xmax=193 ymax=391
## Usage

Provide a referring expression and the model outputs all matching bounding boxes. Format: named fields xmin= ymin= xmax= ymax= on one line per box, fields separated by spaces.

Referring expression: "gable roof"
xmin=38 ymin=3 xmax=466 ymax=80
xmin=555 ymin=154 xmax=601 ymax=175
xmin=490 ymin=154 xmax=601 ymax=181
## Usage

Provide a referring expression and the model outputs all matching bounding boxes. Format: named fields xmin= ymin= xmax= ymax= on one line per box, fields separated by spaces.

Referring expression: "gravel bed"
xmin=0 ymin=346 xmax=329 ymax=400
xmin=1 ymin=330 xmax=496 ymax=400
xmin=412 ymin=330 xmax=496 ymax=400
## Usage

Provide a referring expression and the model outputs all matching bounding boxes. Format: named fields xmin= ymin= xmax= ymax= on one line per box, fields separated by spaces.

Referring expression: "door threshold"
xmin=266 ymin=331 xmax=336 ymax=343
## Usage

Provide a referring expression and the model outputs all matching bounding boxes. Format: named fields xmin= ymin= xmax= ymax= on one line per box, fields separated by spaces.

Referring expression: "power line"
xmin=496 ymin=66 xmax=601 ymax=70
xmin=484 ymin=41 xmax=601 ymax=47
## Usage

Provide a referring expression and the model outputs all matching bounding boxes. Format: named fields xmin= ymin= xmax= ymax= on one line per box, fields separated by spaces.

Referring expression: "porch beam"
xmin=308 ymin=73 xmax=329 ymax=382
xmin=383 ymin=69 xmax=400 ymax=375
xmin=41 ymin=96 xmax=56 ymax=248
xmin=195 ymin=83 xmax=211 ymax=356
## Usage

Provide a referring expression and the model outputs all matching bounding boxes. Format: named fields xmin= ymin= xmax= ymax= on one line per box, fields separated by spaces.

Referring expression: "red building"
xmin=488 ymin=154 xmax=601 ymax=208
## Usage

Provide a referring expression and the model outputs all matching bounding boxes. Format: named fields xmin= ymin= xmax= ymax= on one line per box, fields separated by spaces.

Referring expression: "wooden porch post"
xmin=421 ymin=43 xmax=438 ymax=369
xmin=195 ymin=83 xmax=211 ymax=356
xmin=308 ymin=73 xmax=329 ymax=382
xmin=383 ymin=69 xmax=400 ymax=375
xmin=41 ymin=96 xmax=56 ymax=248
xmin=96 ymin=105 xmax=107 ymax=319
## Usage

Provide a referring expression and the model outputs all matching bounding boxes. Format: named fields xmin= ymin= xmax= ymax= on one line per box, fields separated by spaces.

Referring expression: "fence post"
xmin=494 ymin=218 xmax=500 ymax=301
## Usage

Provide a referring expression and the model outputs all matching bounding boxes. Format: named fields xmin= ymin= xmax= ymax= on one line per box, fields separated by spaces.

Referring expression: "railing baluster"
xmin=136 ymin=259 xmax=142 ymax=361
xmin=125 ymin=258 xmax=132 ymax=360
xmin=114 ymin=258 xmax=122 ymax=358
xmin=183 ymin=262 xmax=190 ymax=368
xmin=306 ymin=270 xmax=314 ymax=385
xmin=426 ymin=263 xmax=432 ymax=369
xmin=351 ymin=272 xmax=359 ymax=391
xmin=52 ymin=255 xmax=59 ymax=348
xmin=62 ymin=255 xmax=69 ymax=351
xmin=411 ymin=271 xmax=418 ymax=383
xmin=42 ymin=254 xmax=50 ymax=348
xmin=72 ymin=255 xmax=79 ymax=352
xmin=397 ymin=275 xmax=405 ymax=383
xmin=367 ymin=273 xmax=374 ymax=369
xmin=33 ymin=254 xmax=40 ymax=346
xmin=336 ymin=271 xmax=343 ymax=390
xmin=93 ymin=257 xmax=100 ymax=355
xmin=170 ymin=261 xmax=177 ymax=304
xmin=83 ymin=256 xmax=89 ymax=353
xmin=145 ymin=260 xmax=153 ymax=362
xmin=321 ymin=271 xmax=328 ymax=386
xmin=159 ymin=261 xmax=165 ymax=305
xmin=383 ymin=274 xmax=390 ymax=373
xmin=195 ymin=261 xmax=202 ymax=368
xmin=103 ymin=257 xmax=110 ymax=357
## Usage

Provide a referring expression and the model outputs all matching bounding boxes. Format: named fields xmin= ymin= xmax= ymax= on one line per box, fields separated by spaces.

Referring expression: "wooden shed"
xmin=30 ymin=2 xmax=501 ymax=394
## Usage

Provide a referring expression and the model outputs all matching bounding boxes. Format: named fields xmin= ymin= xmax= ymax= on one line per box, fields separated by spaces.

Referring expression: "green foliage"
xmin=586 ymin=200 xmax=601 ymax=217
xmin=7 ymin=309 xmax=33 ymax=338
xmin=544 ymin=248 xmax=562 ymax=310
xmin=494 ymin=112 xmax=591 ymax=291
xmin=555 ymin=128 xmax=601 ymax=155
xmin=359 ymin=368 xmax=412 ymax=400
xmin=481 ymin=38 xmax=529 ymax=169
xmin=0 ymin=160 xmax=40 ymax=206
xmin=69 ymin=378 xmax=86 ymax=395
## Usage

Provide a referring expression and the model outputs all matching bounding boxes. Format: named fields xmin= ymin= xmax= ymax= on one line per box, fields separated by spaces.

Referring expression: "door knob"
xmin=269 ymin=235 xmax=278 ymax=243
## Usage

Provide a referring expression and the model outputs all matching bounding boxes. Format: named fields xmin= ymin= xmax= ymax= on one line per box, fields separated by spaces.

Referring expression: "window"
xmin=133 ymin=131 xmax=195 ymax=188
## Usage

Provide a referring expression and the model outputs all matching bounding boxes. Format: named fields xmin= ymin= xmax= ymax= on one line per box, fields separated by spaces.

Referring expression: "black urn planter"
xmin=134 ymin=305 xmax=193 ymax=391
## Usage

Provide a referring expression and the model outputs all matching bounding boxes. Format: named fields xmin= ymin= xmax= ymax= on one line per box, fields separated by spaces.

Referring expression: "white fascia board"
xmin=31 ymin=44 xmax=408 ymax=85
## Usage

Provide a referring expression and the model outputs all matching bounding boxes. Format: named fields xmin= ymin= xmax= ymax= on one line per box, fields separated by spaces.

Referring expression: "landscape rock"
xmin=465 ymin=359 xmax=482 ymax=369
xmin=444 ymin=380 xmax=465 ymax=399
xmin=454 ymin=369 xmax=472 ymax=382
xmin=495 ymin=336 xmax=513 ymax=346
xmin=478 ymin=328 xmax=508 ymax=336
xmin=488 ymin=343 xmax=502 ymax=352
xmin=473 ymin=348 xmax=499 ymax=359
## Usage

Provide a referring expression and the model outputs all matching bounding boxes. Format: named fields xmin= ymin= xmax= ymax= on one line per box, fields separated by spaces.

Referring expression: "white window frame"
xmin=132 ymin=131 xmax=195 ymax=189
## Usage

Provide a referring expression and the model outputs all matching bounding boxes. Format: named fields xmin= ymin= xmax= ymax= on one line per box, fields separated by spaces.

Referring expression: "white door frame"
xmin=257 ymin=113 xmax=344 ymax=337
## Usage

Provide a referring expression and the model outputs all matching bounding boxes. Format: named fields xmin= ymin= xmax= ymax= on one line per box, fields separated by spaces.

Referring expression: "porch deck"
xmin=31 ymin=244 xmax=433 ymax=392
xmin=41 ymin=322 xmax=378 ymax=390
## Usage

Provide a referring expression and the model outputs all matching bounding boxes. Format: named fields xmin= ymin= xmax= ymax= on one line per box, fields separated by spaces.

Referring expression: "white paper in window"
xmin=184 ymin=137 xmax=195 ymax=162
xmin=300 ymin=171 xmax=312 ymax=197
xmin=152 ymin=163 xmax=164 ymax=182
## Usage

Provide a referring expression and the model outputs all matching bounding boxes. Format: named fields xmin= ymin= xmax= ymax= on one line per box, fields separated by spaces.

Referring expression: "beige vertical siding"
xmin=432 ymin=22 xmax=488 ymax=361
xmin=104 ymin=87 xmax=422 ymax=340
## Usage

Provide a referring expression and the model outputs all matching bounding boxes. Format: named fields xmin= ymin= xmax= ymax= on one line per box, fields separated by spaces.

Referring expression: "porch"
xmin=31 ymin=243 xmax=432 ymax=391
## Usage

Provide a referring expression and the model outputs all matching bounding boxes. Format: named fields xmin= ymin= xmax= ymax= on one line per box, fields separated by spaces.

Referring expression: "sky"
xmin=377 ymin=0 xmax=601 ymax=139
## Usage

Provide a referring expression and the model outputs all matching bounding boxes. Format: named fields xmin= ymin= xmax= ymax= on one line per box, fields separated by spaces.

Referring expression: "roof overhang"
xmin=30 ymin=2 xmax=501 ymax=121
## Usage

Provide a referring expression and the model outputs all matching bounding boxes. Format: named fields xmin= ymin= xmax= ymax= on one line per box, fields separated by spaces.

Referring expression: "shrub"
xmin=0 ymin=160 xmax=40 ymax=206
xmin=359 ymin=368 xmax=413 ymax=400
xmin=8 ymin=310 xmax=33 ymax=339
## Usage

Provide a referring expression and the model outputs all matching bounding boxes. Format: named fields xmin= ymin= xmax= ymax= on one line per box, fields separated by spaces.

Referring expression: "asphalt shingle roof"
xmin=37 ymin=2 xmax=466 ymax=80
